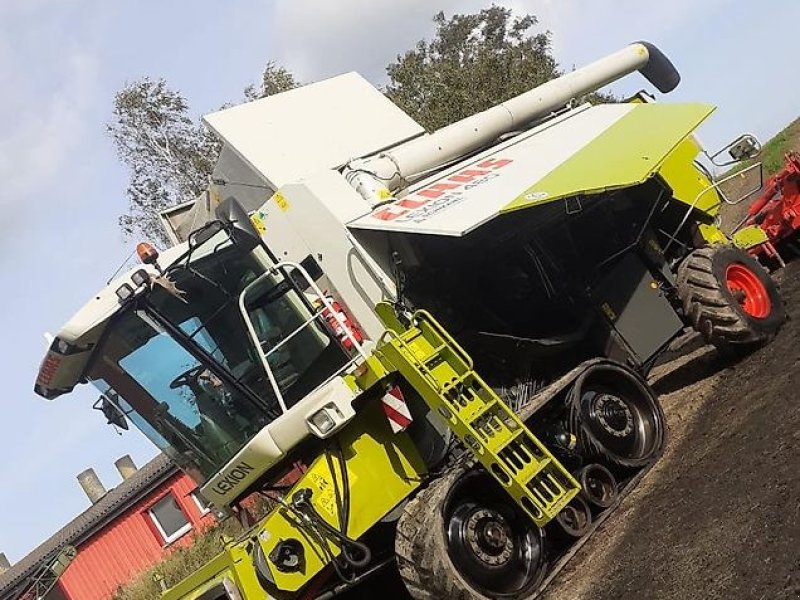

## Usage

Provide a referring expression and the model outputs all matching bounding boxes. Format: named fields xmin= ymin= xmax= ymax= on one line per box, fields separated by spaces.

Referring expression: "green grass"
xmin=751 ymin=117 xmax=800 ymax=176
xmin=727 ymin=117 xmax=800 ymax=178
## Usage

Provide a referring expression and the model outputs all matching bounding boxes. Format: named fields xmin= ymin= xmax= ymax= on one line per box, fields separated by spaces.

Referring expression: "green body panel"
xmin=164 ymin=399 xmax=426 ymax=599
xmin=657 ymin=135 xmax=722 ymax=215
xmin=252 ymin=400 xmax=425 ymax=593
xmin=375 ymin=306 xmax=580 ymax=527
xmin=502 ymin=103 xmax=716 ymax=213
xmin=162 ymin=543 xmax=259 ymax=600
xmin=733 ymin=224 xmax=770 ymax=249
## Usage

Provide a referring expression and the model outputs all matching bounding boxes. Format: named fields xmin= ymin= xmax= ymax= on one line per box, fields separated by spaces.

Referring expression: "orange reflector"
xmin=136 ymin=242 xmax=159 ymax=265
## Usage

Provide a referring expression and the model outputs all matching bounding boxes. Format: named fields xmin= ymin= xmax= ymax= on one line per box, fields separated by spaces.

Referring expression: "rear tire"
xmin=396 ymin=468 xmax=547 ymax=600
xmin=677 ymin=245 xmax=785 ymax=351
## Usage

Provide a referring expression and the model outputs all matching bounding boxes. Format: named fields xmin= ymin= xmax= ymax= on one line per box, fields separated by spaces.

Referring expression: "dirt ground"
xmin=540 ymin=263 xmax=800 ymax=600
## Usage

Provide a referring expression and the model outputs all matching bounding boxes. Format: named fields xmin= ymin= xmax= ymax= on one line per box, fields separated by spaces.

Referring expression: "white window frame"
xmin=148 ymin=493 xmax=192 ymax=544
xmin=191 ymin=490 xmax=211 ymax=516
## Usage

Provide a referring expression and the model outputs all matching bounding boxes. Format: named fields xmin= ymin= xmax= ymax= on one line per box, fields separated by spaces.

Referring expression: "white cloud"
xmin=0 ymin=50 xmax=99 ymax=212
xmin=267 ymin=0 xmax=721 ymax=87
xmin=270 ymin=0 xmax=511 ymax=82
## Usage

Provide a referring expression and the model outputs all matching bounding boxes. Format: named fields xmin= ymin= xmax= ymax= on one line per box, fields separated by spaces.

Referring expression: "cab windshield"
xmin=86 ymin=227 xmax=348 ymax=481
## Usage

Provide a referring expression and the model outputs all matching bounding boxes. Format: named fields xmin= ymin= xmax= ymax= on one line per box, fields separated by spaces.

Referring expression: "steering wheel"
xmin=169 ymin=365 xmax=205 ymax=390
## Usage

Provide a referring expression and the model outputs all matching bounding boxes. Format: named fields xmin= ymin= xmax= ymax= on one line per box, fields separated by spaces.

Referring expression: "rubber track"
xmin=396 ymin=360 xmax=661 ymax=599
xmin=396 ymin=467 xmax=479 ymax=600
xmin=396 ymin=461 xmax=657 ymax=600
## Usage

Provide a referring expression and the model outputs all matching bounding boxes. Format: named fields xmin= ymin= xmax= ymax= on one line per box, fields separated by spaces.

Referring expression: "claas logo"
xmin=373 ymin=158 xmax=513 ymax=221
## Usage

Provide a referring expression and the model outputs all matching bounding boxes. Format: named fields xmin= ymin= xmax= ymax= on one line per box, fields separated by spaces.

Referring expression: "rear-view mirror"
xmin=94 ymin=395 xmax=129 ymax=430
xmin=728 ymin=134 xmax=762 ymax=162
xmin=706 ymin=133 xmax=762 ymax=167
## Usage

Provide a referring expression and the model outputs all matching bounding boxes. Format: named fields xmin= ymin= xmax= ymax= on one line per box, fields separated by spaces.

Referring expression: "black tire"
xmin=554 ymin=496 xmax=592 ymax=538
xmin=396 ymin=468 xmax=547 ymax=600
xmin=677 ymin=245 xmax=785 ymax=350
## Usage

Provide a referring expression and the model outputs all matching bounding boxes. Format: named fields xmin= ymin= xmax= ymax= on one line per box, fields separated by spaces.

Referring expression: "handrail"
xmin=238 ymin=260 xmax=370 ymax=413
xmin=262 ymin=308 xmax=325 ymax=356
xmin=238 ymin=273 xmax=292 ymax=412
xmin=662 ymin=162 xmax=763 ymax=253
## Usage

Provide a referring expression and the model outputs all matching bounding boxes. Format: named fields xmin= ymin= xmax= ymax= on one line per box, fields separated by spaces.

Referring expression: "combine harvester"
xmin=35 ymin=42 xmax=784 ymax=599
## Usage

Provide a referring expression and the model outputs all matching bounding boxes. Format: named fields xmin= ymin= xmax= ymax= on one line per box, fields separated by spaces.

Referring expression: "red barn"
xmin=0 ymin=454 xmax=215 ymax=600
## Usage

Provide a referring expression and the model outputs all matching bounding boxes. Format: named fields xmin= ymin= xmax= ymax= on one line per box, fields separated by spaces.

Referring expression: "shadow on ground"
xmin=541 ymin=263 xmax=800 ymax=600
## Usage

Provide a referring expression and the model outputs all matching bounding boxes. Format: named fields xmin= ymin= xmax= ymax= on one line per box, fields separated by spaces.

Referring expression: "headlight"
xmin=309 ymin=409 xmax=336 ymax=435
xmin=131 ymin=269 xmax=150 ymax=287
xmin=115 ymin=283 xmax=135 ymax=302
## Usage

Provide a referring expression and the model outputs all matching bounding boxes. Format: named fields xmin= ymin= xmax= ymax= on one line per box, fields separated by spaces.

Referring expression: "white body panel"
xmin=200 ymin=376 xmax=357 ymax=505
xmin=254 ymin=170 xmax=391 ymax=340
xmin=203 ymin=72 xmax=425 ymax=190
xmin=349 ymin=104 xmax=633 ymax=236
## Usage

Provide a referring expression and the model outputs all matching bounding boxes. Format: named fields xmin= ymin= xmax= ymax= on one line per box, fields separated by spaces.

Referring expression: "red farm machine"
xmin=739 ymin=152 xmax=800 ymax=267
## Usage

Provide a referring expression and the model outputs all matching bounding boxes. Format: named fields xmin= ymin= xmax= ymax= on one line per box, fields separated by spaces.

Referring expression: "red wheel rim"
xmin=725 ymin=263 xmax=771 ymax=318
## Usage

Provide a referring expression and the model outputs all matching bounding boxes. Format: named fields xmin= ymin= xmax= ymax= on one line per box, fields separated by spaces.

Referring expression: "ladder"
xmin=376 ymin=307 xmax=580 ymax=527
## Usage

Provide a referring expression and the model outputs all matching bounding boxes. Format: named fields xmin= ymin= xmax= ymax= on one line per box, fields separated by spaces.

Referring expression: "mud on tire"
xmin=677 ymin=245 xmax=785 ymax=350
xmin=396 ymin=468 xmax=546 ymax=600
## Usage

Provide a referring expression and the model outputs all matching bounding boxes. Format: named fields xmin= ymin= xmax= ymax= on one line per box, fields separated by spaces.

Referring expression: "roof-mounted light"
xmin=136 ymin=242 xmax=159 ymax=266
xmin=131 ymin=268 xmax=150 ymax=287
xmin=115 ymin=283 xmax=135 ymax=302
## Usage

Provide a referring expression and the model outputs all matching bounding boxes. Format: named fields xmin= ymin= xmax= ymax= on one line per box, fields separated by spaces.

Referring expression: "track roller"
xmin=554 ymin=496 xmax=592 ymax=538
xmin=577 ymin=463 xmax=618 ymax=509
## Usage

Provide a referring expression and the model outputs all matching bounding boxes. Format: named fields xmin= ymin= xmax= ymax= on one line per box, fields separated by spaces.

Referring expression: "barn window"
xmin=148 ymin=493 xmax=191 ymax=544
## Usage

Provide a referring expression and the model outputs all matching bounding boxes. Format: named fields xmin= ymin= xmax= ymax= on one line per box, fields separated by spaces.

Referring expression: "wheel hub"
xmin=725 ymin=262 xmax=771 ymax=318
xmin=464 ymin=509 xmax=514 ymax=566
xmin=591 ymin=393 xmax=634 ymax=438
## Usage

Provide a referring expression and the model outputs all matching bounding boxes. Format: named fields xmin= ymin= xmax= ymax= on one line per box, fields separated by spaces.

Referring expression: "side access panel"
xmin=592 ymin=253 xmax=684 ymax=365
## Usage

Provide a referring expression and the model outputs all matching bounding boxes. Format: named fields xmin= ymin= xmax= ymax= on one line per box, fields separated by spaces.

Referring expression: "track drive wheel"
xmin=568 ymin=363 xmax=666 ymax=468
xmin=396 ymin=468 xmax=547 ymax=600
xmin=677 ymin=245 xmax=785 ymax=351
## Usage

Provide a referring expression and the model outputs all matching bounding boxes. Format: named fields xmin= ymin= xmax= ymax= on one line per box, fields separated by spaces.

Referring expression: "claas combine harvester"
xmin=35 ymin=42 xmax=785 ymax=599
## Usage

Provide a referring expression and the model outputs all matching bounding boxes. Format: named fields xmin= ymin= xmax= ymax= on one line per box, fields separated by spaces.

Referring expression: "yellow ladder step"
xmin=376 ymin=309 xmax=581 ymax=527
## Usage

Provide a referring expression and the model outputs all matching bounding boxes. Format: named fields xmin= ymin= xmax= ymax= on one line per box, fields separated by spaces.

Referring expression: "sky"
xmin=1 ymin=0 xmax=798 ymax=565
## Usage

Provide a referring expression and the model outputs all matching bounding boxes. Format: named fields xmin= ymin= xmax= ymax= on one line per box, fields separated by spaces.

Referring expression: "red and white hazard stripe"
xmin=381 ymin=385 xmax=413 ymax=434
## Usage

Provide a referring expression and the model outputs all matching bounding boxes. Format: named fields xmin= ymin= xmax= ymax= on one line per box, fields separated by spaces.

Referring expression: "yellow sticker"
xmin=601 ymin=302 xmax=617 ymax=322
xmin=250 ymin=214 xmax=266 ymax=235
xmin=308 ymin=471 xmax=337 ymax=520
xmin=377 ymin=187 xmax=393 ymax=201
xmin=274 ymin=192 xmax=289 ymax=212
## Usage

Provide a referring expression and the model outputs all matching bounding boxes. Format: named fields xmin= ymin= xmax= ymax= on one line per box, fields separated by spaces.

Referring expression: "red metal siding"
xmin=58 ymin=473 xmax=215 ymax=600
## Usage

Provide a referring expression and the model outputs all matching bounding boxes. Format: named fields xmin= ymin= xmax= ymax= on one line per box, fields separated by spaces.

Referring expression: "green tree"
xmin=244 ymin=61 xmax=300 ymax=101
xmin=386 ymin=6 xmax=605 ymax=132
xmin=110 ymin=65 xmax=299 ymax=243
xmin=108 ymin=79 xmax=220 ymax=244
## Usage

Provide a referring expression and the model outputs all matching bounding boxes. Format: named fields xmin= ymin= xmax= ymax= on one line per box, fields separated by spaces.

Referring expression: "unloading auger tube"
xmin=346 ymin=41 xmax=680 ymax=204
